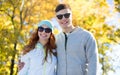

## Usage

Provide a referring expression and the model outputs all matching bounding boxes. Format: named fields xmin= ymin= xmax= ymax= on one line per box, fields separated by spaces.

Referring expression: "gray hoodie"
xmin=56 ymin=27 xmax=98 ymax=75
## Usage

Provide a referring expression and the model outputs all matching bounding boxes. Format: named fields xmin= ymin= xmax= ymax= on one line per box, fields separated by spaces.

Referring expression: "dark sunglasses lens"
xmin=38 ymin=27 xmax=52 ymax=33
xmin=45 ymin=28 xmax=52 ymax=33
xmin=38 ymin=27 xmax=44 ymax=32
xmin=64 ymin=13 xmax=70 ymax=18
xmin=57 ymin=15 xmax=63 ymax=19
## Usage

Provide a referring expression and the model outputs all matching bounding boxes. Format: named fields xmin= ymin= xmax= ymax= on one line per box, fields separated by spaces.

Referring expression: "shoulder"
xmin=75 ymin=27 xmax=93 ymax=35
xmin=75 ymin=27 xmax=95 ymax=39
xmin=55 ymin=32 xmax=63 ymax=36
xmin=22 ymin=49 xmax=36 ymax=58
xmin=55 ymin=32 xmax=64 ymax=39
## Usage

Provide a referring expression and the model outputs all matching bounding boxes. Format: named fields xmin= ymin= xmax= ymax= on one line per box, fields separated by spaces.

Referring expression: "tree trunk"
xmin=10 ymin=43 xmax=17 ymax=75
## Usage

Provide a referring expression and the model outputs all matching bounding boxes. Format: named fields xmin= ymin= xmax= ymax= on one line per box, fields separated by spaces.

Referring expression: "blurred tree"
xmin=114 ymin=0 xmax=120 ymax=12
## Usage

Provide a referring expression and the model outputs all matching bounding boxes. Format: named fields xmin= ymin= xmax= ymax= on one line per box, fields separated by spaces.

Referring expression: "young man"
xmin=55 ymin=3 xmax=98 ymax=75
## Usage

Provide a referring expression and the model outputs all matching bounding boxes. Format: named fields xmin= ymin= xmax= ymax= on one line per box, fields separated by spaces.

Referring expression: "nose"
xmin=61 ymin=16 xmax=66 ymax=20
xmin=42 ymin=30 xmax=46 ymax=33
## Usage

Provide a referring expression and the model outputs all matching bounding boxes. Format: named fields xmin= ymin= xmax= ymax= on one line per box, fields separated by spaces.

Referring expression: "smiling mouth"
xmin=40 ymin=34 xmax=47 ymax=37
xmin=62 ymin=21 xmax=68 ymax=24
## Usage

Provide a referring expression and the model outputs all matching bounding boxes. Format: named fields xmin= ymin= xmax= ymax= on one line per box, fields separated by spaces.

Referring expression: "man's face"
xmin=56 ymin=9 xmax=72 ymax=29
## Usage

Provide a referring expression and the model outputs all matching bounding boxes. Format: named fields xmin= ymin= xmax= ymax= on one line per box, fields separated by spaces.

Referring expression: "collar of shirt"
xmin=35 ymin=42 xmax=44 ymax=49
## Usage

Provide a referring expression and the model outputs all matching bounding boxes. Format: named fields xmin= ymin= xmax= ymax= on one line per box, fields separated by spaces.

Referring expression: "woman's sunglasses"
xmin=56 ymin=13 xmax=70 ymax=20
xmin=38 ymin=27 xmax=52 ymax=33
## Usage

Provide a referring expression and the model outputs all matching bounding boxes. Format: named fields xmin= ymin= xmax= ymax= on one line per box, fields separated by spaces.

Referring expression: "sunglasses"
xmin=56 ymin=13 xmax=70 ymax=20
xmin=38 ymin=27 xmax=52 ymax=33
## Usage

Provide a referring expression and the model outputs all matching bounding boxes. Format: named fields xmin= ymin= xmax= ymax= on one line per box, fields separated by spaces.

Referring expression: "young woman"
xmin=18 ymin=20 xmax=57 ymax=75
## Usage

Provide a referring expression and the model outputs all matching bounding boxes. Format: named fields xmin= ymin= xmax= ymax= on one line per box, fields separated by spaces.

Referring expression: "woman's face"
xmin=38 ymin=25 xmax=52 ymax=41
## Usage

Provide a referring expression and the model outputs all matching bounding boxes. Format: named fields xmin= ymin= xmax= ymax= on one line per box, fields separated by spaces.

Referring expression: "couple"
xmin=18 ymin=3 xmax=98 ymax=75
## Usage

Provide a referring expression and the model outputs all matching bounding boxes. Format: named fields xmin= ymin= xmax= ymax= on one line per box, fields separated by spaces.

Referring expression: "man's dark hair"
xmin=55 ymin=4 xmax=71 ymax=12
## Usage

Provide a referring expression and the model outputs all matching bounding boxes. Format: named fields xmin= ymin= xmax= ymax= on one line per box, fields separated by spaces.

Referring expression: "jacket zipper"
xmin=64 ymin=32 xmax=68 ymax=50
xmin=64 ymin=32 xmax=68 ymax=75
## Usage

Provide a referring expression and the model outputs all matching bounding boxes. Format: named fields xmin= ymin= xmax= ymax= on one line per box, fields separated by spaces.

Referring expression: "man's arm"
xmin=18 ymin=60 xmax=25 ymax=71
xmin=85 ymin=34 xmax=99 ymax=75
xmin=18 ymin=54 xmax=30 ymax=75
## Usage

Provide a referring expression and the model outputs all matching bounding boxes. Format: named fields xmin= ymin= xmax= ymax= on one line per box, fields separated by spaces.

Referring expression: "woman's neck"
xmin=38 ymin=39 xmax=48 ymax=46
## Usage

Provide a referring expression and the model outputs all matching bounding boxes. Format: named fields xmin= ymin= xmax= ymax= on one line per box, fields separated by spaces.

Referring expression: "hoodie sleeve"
xmin=85 ymin=33 xmax=99 ymax=75
xmin=18 ymin=53 xmax=30 ymax=75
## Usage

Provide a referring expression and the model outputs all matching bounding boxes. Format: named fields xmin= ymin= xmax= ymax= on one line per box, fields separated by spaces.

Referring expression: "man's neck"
xmin=63 ymin=26 xmax=75 ymax=33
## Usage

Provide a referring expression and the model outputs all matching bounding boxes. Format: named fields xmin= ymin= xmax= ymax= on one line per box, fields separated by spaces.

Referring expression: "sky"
xmin=106 ymin=0 xmax=120 ymax=28
xmin=106 ymin=44 xmax=120 ymax=75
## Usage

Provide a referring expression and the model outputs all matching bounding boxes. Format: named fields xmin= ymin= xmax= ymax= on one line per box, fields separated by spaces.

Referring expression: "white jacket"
xmin=18 ymin=43 xmax=57 ymax=75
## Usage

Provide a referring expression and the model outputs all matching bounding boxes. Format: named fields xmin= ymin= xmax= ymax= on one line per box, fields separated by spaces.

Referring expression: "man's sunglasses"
xmin=38 ymin=27 xmax=52 ymax=33
xmin=56 ymin=13 xmax=70 ymax=20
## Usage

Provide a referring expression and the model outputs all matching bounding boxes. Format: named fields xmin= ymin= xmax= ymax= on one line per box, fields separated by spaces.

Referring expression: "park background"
xmin=0 ymin=0 xmax=120 ymax=75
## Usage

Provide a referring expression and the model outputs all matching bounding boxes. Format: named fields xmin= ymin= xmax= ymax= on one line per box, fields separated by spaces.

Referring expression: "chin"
xmin=63 ymin=23 xmax=70 ymax=27
xmin=40 ymin=37 xmax=49 ymax=40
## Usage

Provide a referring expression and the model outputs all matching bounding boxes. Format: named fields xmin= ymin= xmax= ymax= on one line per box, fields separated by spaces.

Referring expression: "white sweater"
xmin=18 ymin=43 xmax=57 ymax=75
